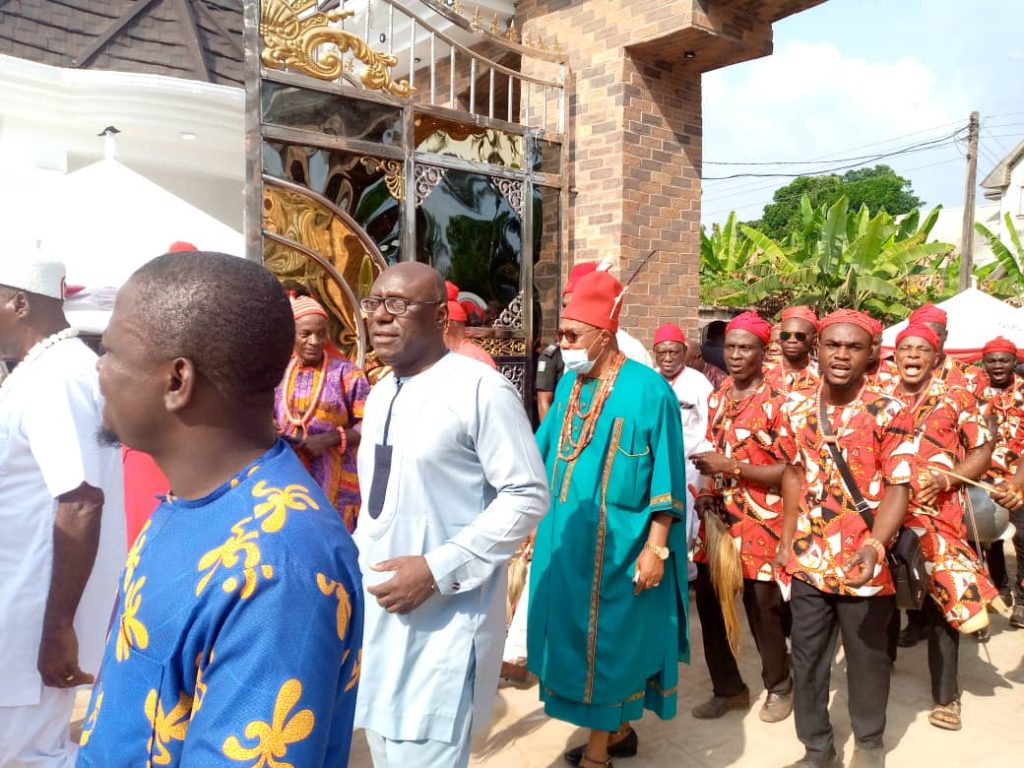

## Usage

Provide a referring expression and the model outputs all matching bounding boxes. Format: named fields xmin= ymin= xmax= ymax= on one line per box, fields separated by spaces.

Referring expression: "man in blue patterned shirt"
xmin=76 ymin=251 xmax=362 ymax=767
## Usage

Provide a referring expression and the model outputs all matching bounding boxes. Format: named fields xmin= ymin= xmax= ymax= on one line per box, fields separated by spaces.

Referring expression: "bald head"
xmin=366 ymin=262 xmax=448 ymax=377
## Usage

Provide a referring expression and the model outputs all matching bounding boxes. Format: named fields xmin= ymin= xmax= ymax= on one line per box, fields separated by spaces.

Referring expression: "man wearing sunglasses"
xmin=765 ymin=306 xmax=819 ymax=394
xmin=353 ymin=262 xmax=548 ymax=768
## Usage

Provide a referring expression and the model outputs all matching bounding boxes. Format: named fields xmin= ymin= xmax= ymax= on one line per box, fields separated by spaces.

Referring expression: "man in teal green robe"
xmin=527 ymin=270 xmax=689 ymax=767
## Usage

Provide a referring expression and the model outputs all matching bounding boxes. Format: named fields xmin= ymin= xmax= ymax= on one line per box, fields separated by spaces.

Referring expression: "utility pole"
xmin=959 ymin=111 xmax=980 ymax=292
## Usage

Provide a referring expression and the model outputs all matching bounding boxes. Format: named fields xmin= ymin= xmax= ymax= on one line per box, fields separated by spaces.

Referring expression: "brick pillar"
xmin=515 ymin=0 xmax=825 ymax=346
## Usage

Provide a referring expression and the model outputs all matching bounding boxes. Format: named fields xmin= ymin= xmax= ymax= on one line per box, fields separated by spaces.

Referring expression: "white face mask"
xmin=563 ymin=334 xmax=604 ymax=375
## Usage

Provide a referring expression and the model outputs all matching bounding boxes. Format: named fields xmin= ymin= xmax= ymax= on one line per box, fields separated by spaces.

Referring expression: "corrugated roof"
xmin=0 ymin=0 xmax=243 ymax=86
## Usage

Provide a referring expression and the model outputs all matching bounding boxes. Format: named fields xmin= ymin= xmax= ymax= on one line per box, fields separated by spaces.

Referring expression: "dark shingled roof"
xmin=0 ymin=0 xmax=244 ymax=87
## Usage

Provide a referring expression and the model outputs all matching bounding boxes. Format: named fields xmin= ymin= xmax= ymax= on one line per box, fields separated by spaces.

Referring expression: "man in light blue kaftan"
xmin=354 ymin=263 xmax=549 ymax=768
xmin=527 ymin=270 xmax=689 ymax=766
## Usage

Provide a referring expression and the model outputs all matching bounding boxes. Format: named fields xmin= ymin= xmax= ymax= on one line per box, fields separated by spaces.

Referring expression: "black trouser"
xmin=790 ymin=579 xmax=894 ymax=761
xmin=922 ymin=599 xmax=960 ymax=705
xmin=694 ymin=562 xmax=791 ymax=697
xmin=977 ymin=508 xmax=1024 ymax=599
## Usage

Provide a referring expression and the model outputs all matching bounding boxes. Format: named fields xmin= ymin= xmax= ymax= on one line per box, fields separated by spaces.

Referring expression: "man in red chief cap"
xmin=980 ymin=336 xmax=1024 ymax=629
xmin=652 ymin=322 xmax=713 ymax=547
xmin=765 ymin=306 xmax=819 ymax=393
xmin=690 ymin=311 xmax=794 ymax=725
xmin=528 ymin=271 xmax=689 ymax=768
xmin=535 ymin=262 xmax=653 ymax=421
xmin=443 ymin=281 xmax=496 ymax=370
xmin=907 ymin=302 xmax=988 ymax=399
xmin=774 ymin=309 xmax=916 ymax=768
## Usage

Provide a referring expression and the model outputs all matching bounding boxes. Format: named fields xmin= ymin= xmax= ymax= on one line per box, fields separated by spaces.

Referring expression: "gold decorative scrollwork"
xmin=473 ymin=337 xmax=527 ymax=357
xmin=260 ymin=0 xmax=415 ymax=98
xmin=360 ymin=158 xmax=405 ymax=202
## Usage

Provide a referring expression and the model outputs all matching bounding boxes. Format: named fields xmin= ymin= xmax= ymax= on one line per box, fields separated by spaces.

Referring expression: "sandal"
xmin=928 ymin=700 xmax=962 ymax=731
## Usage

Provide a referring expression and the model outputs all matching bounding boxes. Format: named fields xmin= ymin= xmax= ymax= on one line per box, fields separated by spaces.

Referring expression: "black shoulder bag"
xmin=818 ymin=394 xmax=928 ymax=609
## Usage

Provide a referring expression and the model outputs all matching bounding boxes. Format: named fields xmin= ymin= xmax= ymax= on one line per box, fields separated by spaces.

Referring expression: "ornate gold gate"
xmin=244 ymin=0 xmax=568 ymax=407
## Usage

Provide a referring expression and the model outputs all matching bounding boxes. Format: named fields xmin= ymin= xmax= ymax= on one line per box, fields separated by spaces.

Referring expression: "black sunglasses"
xmin=556 ymin=328 xmax=600 ymax=344
xmin=779 ymin=331 xmax=809 ymax=342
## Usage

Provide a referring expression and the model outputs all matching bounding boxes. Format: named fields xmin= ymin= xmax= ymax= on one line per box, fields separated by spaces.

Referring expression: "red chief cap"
xmin=726 ymin=311 xmax=772 ymax=345
xmin=167 ymin=241 xmax=197 ymax=252
xmin=865 ymin=315 xmax=884 ymax=338
xmin=289 ymin=293 xmax=329 ymax=321
xmin=563 ymin=261 xmax=598 ymax=295
xmin=654 ymin=323 xmax=687 ymax=346
xmin=445 ymin=280 xmax=460 ymax=301
xmin=983 ymin=336 xmax=1018 ymax=356
xmin=895 ymin=323 xmax=940 ymax=351
xmin=562 ymin=271 xmax=623 ymax=332
xmin=780 ymin=305 xmax=819 ymax=330
xmin=446 ymin=300 xmax=468 ymax=323
xmin=819 ymin=309 xmax=876 ymax=340
xmin=908 ymin=302 xmax=948 ymax=327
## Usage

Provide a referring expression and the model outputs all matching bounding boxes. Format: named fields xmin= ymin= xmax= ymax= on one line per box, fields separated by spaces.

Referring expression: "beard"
xmin=96 ymin=426 xmax=122 ymax=449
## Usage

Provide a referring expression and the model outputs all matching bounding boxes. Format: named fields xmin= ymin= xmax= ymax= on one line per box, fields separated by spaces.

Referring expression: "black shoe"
xmin=782 ymin=748 xmax=840 ymax=768
xmin=897 ymin=624 xmax=925 ymax=648
xmin=564 ymin=728 xmax=638 ymax=765
xmin=691 ymin=687 xmax=751 ymax=719
xmin=1011 ymin=604 xmax=1024 ymax=629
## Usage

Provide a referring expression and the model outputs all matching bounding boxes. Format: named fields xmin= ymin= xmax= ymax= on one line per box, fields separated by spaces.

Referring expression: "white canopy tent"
xmin=883 ymin=288 xmax=1024 ymax=359
xmin=43 ymin=158 xmax=244 ymax=333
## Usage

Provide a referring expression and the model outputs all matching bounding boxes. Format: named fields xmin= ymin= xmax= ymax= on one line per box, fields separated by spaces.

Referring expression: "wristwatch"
xmin=644 ymin=542 xmax=670 ymax=560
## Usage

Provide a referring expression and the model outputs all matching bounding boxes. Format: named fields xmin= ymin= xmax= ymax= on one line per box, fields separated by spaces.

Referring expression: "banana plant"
xmin=974 ymin=212 xmax=1024 ymax=303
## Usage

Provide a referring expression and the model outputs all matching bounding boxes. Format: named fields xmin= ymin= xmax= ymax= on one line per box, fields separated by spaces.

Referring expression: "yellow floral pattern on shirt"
xmin=145 ymin=689 xmax=193 ymax=766
xmin=195 ymin=482 xmax=317 ymax=600
xmin=252 ymin=481 xmax=319 ymax=532
xmin=79 ymin=690 xmax=103 ymax=746
xmin=116 ymin=518 xmax=151 ymax=662
xmin=191 ymin=648 xmax=215 ymax=720
xmin=222 ymin=678 xmax=314 ymax=768
xmin=315 ymin=573 xmax=352 ymax=641
xmin=116 ymin=574 xmax=149 ymax=662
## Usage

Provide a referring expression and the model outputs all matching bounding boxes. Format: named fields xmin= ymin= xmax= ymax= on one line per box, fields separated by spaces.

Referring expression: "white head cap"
xmin=0 ymin=238 xmax=66 ymax=300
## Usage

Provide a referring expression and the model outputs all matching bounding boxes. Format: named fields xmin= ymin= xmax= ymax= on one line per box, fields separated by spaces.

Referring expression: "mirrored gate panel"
xmin=245 ymin=0 xmax=568 ymax=406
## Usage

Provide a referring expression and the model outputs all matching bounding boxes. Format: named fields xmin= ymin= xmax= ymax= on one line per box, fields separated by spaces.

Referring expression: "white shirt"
xmin=353 ymin=353 xmax=548 ymax=743
xmin=666 ymin=366 xmax=714 ymax=544
xmin=0 ymin=337 xmax=125 ymax=706
xmin=616 ymin=329 xmax=654 ymax=367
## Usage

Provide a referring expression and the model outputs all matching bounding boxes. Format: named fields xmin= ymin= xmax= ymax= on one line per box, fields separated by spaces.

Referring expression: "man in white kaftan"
xmin=354 ymin=263 xmax=548 ymax=768
xmin=652 ymin=323 xmax=713 ymax=547
xmin=0 ymin=249 xmax=125 ymax=767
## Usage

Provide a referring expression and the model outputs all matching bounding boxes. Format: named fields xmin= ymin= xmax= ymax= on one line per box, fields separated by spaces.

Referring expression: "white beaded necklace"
xmin=0 ymin=327 xmax=80 ymax=394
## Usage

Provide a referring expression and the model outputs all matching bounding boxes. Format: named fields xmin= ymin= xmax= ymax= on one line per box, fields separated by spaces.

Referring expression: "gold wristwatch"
xmin=644 ymin=542 xmax=670 ymax=560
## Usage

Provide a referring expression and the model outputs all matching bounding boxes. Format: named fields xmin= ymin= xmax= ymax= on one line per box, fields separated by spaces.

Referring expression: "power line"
xmin=700 ymin=125 xmax=967 ymax=200
xmin=701 ymin=131 xmax=962 ymax=180
xmin=701 ymin=156 xmax=963 ymax=220
xmin=700 ymin=138 xmax=959 ymax=204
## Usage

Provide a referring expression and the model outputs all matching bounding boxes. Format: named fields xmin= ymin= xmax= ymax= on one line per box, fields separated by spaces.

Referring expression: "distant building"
xmin=980 ymin=136 xmax=1024 ymax=246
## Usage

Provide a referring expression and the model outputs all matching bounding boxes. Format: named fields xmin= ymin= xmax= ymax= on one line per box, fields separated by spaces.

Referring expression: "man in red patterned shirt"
xmin=908 ymin=303 xmax=989 ymax=399
xmin=690 ymin=312 xmax=791 ymax=724
xmin=891 ymin=324 xmax=1001 ymax=730
xmin=764 ymin=306 xmax=819 ymax=394
xmin=981 ymin=336 xmax=1024 ymax=628
xmin=775 ymin=310 xmax=916 ymax=768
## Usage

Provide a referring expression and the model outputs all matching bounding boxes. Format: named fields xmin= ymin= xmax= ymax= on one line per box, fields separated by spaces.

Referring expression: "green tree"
xmin=759 ymin=165 xmax=923 ymax=241
xmin=722 ymin=195 xmax=955 ymax=323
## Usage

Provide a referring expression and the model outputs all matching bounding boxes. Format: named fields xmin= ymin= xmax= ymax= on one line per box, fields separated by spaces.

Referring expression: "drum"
xmin=964 ymin=486 xmax=1010 ymax=544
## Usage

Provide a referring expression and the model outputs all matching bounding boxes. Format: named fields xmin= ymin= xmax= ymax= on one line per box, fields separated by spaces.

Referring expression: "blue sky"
xmin=701 ymin=0 xmax=1024 ymax=226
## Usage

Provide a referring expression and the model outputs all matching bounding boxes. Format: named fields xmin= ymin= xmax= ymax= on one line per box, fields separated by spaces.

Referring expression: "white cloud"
xmin=700 ymin=41 xmax=970 ymax=223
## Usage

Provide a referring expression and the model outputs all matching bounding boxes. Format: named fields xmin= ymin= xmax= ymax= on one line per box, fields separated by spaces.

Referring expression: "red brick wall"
xmin=514 ymin=0 xmax=824 ymax=346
